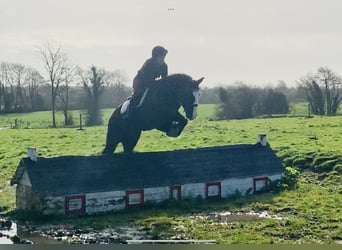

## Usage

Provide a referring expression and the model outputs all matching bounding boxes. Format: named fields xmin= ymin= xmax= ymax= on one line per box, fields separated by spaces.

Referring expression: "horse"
xmin=102 ymin=73 xmax=204 ymax=154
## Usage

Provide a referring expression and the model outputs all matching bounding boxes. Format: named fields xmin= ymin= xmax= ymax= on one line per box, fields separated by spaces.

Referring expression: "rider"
xmin=126 ymin=46 xmax=168 ymax=118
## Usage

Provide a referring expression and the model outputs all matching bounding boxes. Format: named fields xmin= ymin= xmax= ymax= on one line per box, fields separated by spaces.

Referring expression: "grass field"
xmin=0 ymin=104 xmax=341 ymax=243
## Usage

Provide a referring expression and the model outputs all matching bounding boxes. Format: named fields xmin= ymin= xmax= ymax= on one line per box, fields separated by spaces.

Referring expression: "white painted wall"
xmin=144 ymin=186 xmax=169 ymax=203
xmin=37 ymin=174 xmax=283 ymax=215
xmin=182 ymin=183 xmax=206 ymax=198
xmin=221 ymin=177 xmax=251 ymax=196
xmin=86 ymin=190 xmax=126 ymax=214
xmin=268 ymin=174 xmax=282 ymax=182
xmin=43 ymin=196 xmax=64 ymax=215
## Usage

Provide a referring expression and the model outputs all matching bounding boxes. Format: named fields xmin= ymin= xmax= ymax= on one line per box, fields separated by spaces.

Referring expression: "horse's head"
xmin=179 ymin=76 xmax=204 ymax=120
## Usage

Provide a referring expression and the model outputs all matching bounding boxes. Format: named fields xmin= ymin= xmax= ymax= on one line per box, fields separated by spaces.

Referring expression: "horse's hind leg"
xmin=102 ymin=112 xmax=121 ymax=154
xmin=122 ymin=129 xmax=142 ymax=153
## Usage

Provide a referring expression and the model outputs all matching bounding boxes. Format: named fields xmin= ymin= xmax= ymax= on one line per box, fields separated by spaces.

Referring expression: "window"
xmin=125 ymin=189 xmax=144 ymax=207
xmin=205 ymin=182 xmax=221 ymax=199
xmin=170 ymin=185 xmax=181 ymax=200
xmin=65 ymin=195 xmax=86 ymax=215
xmin=253 ymin=177 xmax=269 ymax=194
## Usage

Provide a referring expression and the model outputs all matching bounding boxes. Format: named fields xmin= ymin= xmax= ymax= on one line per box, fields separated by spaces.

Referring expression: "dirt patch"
xmin=10 ymin=210 xmax=286 ymax=244
xmin=189 ymin=210 xmax=286 ymax=224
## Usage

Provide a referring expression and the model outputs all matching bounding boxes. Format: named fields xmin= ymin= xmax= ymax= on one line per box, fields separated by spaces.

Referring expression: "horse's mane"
xmin=156 ymin=73 xmax=193 ymax=86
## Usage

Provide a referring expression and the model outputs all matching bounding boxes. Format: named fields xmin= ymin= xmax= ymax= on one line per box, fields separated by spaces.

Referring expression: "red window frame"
xmin=253 ymin=177 xmax=269 ymax=194
xmin=125 ymin=189 xmax=144 ymax=207
xmin=65 ymin=194 xmax=86 ymax=215
xmin=205 ymin=182 xmax=221 ymax=199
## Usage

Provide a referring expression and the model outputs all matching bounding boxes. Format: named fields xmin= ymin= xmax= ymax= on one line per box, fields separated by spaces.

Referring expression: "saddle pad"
xmin=120 ymin=100 xmax=130 ymax=114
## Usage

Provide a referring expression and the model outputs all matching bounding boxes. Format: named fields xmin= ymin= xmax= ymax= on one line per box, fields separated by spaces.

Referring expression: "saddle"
xmin=120 ymin=88 xmax=150 ymax=116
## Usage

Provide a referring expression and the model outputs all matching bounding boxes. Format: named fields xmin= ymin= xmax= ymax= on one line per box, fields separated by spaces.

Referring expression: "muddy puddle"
xmin=0 ymin=219 xmax=16 ymax=244
xmin=203 ymin=210 xmax=285 ymax=224
xmin=1 ymin=211 xmax=284 ymax=244
xmin=1 ymin=218 xmax=148 ymax=244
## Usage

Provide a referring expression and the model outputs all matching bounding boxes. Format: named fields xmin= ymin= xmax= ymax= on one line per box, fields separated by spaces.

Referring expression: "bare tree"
xmin=25 ymin=68 xmax=45 ymax=111
xmin=78 ymin=66 xmax=108 ymax=126
xmin=101 ymin=69 xmax=130 ymax=107
xmin=10 ymin=63 xmax=27 ymax=112
xmin=0 ymin=62 xmax=46 ymax=112
xmin=58 ymin=65 xmax=76 ymax=125
xmin=40 ymin=41 xmax=67 ymax=127
xmin=316 ymin=67 xmax=342 ymax=115
xmin=0 ymin=62 xmax=15 ymax=112
xmin=300 ymin=67 xmax=342 ymax=115
xmin=299 ymin=75 xmax=325 ymax=115
xmin=0 ymin=63 xmax=6 ymax=112
xmin=111 ymin=69 xmax=129 ymax=95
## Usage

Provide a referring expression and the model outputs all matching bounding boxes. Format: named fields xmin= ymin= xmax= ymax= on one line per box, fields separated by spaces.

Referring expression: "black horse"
xmin=102 ymin=73 xmax=204 ymax=154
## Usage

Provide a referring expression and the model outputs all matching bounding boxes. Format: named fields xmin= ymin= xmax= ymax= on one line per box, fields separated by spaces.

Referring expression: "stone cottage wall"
xmin=16 ymin=184 xmax=42 ymax=211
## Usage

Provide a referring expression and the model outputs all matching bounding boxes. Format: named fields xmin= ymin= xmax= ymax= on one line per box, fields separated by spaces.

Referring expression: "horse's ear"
xmin=196 ymin=77 xmax=204 ymax=86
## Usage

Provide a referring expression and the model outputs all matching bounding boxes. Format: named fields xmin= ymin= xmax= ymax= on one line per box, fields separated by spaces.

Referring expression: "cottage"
xmin=11 ymin=135 xmax=284 ymax=215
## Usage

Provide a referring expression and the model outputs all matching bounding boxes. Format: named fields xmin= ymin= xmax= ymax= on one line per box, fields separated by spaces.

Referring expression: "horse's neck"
xmin=149 ymin=82 xmax=181 ymax=105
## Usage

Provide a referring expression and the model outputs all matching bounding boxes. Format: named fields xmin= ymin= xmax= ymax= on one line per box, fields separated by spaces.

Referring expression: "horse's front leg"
xmin=166 ymin=113 xmax=188 ymax=137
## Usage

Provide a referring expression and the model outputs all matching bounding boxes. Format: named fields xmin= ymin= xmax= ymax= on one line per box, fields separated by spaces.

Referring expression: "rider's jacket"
xmin=133 ymin=58 xmax=168 ymax=95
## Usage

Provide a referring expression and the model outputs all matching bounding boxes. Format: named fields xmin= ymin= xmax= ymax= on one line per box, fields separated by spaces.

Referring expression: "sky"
xmin=1 ymin=0 xmax=342 ymax=88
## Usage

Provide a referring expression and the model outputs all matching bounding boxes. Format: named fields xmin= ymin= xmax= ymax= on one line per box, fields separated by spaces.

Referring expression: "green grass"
xmin=1 ymin=104 xmax=342 ymax=243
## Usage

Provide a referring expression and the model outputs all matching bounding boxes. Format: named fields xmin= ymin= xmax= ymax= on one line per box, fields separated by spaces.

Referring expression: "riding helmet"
xmin=152 ymin=46 xmax=168 ymax=58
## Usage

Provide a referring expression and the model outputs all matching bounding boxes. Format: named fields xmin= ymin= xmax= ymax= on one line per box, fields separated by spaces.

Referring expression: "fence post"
xmin=308 ymin=103 xmax=311 ymax=117
xmin=13 ymin=118 xmax=19 ymax=129
xmin=79 ymin=113 xmax=83 ymax=130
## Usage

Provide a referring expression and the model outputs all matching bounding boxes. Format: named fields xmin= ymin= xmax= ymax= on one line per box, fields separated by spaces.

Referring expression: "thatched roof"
xmin=11 ymin=143 xmax=284 ymax=196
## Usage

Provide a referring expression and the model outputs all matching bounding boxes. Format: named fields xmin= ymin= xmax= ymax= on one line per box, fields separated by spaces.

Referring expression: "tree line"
xmin=0 ymin=42 xmax=132 ymax=127
xmin=1 ymin=42 xmax=341 ymax=125
xmin=200 ymin=67 xmax=342 ymax=119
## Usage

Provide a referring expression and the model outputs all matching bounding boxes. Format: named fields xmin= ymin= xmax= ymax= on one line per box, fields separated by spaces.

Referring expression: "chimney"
xmin=27 ymin=147 xmax=37 ymax=161
xmin=257 ymin=133 xmax=268 ymax=146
